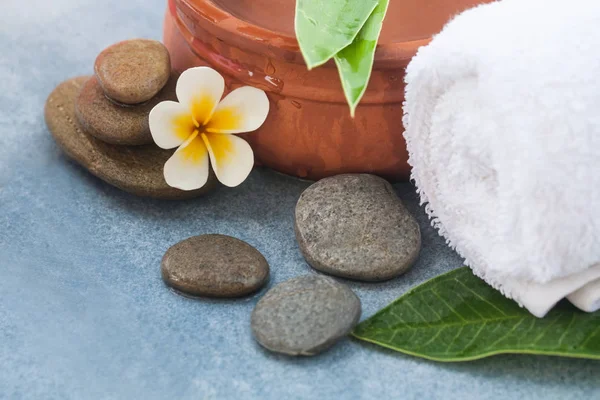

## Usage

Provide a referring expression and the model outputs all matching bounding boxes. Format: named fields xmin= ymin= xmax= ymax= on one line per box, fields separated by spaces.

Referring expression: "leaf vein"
xmin=484 ymin=317 xmax=526 ymax=351
xmin=455 ymin=279 xmax=508 ymax=317
xmin=557 ymin=313 xmax=576 ymax=346
xmin=431 ymin=289 xmax=466 ymax=322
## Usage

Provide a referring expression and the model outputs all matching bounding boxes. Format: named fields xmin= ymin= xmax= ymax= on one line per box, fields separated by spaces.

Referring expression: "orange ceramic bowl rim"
xmin=174 ymin=0 xmax=432 ymax=68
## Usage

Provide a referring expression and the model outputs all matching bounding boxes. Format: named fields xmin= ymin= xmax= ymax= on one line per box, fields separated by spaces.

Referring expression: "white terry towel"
xmin=403 ymin=0 xmax=600 ymax=317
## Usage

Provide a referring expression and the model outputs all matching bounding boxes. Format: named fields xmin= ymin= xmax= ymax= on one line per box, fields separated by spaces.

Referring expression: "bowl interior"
xmin=210 ymin=0 xmax=492 ymax=44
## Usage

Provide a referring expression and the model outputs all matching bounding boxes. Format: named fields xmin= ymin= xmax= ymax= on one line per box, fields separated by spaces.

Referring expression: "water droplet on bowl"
xmin=264 ymin=75 xmax=283 ymax=91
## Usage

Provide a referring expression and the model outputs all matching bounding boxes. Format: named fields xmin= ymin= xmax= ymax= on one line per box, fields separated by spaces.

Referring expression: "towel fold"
xmin=568 ymin=278 xmax=600 ymax=312
xmin=403 ymin=0 xmax=600 ymax=317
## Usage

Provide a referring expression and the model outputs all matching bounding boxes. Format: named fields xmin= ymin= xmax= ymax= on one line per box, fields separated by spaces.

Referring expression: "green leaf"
xmin=334 ymin=0 xmax=389 ymax=116
xmin=353 ymin=267 xmax=600 ymax=362
xmin=295 ymin=0 xmax=378 ymax=69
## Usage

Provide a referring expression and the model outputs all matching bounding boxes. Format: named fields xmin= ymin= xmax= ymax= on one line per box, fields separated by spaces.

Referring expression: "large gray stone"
xmin=251 ymin=275 xmax=361 ymax=356
xmin=295 ymin=174 xmax=421 ymax=281
xmin=162 ymin=235 xmax=270 ymax=298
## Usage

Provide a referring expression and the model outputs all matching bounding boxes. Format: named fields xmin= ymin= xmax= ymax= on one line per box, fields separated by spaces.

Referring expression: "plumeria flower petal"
xmin=202 ymin=133 xmax=255 ymax=187
xmin=176 ymin=67 xmax=224 ymax=126
xmin=149 ymin=101 xmax=194 ymax=149
xmin=164 ymin=133 xmax=210 ymax=191
xmin=149 ymin=66 xmax=270 ymax=191
xmin=206 ymin=86 xmax=270 ymax=134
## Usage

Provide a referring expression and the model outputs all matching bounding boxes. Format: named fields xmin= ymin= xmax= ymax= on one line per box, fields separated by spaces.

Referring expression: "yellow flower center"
xmin=173 ymin=113 xmax=196 ymax=141
xmin=190 ymin=95 xmax=215 ymax=127
xmin=201 ymin=132 xmax=234 ymax=163
xmin=174 ymin=95 xmax=240 ymax=164
xmin=180 ymin=130 xmax=204 ymax=162
xmin=206 ymin=107 xmax=239 ymax=132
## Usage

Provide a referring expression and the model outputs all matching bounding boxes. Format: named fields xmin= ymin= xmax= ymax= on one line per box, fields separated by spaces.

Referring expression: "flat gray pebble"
xmin=161 ymin=235 xmax=270 ymax=298
xmin=251 ymin=275 xmax=361 ymax=356
xmin=295 ymin=174 xmax=421 ymax=281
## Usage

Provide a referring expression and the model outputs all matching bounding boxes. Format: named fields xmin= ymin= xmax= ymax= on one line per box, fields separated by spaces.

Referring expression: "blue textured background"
xmin=0 ymin=0 xmax=598 ymax=399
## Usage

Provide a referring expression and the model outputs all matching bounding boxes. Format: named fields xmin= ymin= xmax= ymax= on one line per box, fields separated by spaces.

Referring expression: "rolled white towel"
xmin=403 ymin=0 xmax=600 ymax=317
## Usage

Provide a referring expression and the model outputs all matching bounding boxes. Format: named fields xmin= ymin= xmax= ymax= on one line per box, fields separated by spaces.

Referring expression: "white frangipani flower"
xmin=149 ymin=67 xmax=270 ymax=190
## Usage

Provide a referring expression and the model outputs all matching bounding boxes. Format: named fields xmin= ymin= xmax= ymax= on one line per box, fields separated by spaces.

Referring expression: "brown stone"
xmin=75 ymin=74 xmax=176 ymax=146
xmin=94 ymin=39 xmax=171 ymax=105
xmin=161 ymin=235 xmax=270 ymax=298
xmin=44 ymin=76 xmax=216 ymax=199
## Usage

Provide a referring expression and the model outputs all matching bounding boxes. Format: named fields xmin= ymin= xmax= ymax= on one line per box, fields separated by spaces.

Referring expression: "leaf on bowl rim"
xmin=294 ymin=0 xmax=379 ymax=69
xmin=334 ymin=0 xmax=390 ymax=116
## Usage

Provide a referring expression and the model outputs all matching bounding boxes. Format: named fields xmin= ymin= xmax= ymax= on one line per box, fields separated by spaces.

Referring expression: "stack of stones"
xmin=44 ymin=39 xmax=214 ymax=199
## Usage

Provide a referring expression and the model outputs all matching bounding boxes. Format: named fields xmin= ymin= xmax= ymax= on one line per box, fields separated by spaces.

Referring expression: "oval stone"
xmin=75 ymin=75 xmax=176 ymax=146
xmin=44 ymin=77 xmax=215 ymax=199
xmin=251 ymin=275 xmax=361 ymax=356
xmin=94 ymin=39 xmax=171 ymax=105
xmin=161 ymin=235 xmax=270 ymax=298
xmin=295 ymin=174 xmax=421 ymax=281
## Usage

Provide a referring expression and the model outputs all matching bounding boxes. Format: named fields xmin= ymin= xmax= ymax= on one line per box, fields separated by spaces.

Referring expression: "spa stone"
xmin=251 ymin=275 xmax=361 ymax=356
xmin=44 ymin=76 xmax=215 ymax=199
xmin=161 ymin=235 xmax=270 ymax=298
xmin=94 ymin=39 xmax=171 ymax=105
xmin=295 ymin=174 xmax=421 ymax=281
xmin=75 ymin=74 xmax=176 ymax=146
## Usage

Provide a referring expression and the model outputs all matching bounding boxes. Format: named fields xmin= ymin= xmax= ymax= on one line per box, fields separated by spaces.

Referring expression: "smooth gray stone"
xmin=295 ymin=174 xmax=421 ymax=281
xmin=161 ymin=234 xmax=270 ymax=298
xmin=251 ymin=275 xmax=361 ymax=356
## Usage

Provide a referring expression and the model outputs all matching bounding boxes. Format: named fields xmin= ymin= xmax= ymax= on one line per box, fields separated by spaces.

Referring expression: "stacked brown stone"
xmin=76 ymin=39 xmax=172 ymax=146
xmin=44 ymin=39 xmax=215 ymax=199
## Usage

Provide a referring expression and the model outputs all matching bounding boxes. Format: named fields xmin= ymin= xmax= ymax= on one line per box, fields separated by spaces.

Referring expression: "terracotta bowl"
xmin=164 ymin=0 xmax=492 ymax=181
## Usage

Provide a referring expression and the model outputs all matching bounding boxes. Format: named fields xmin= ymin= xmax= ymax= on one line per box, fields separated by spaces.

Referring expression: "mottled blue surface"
xmin=0 ymin=1 xmax=598 ymax=399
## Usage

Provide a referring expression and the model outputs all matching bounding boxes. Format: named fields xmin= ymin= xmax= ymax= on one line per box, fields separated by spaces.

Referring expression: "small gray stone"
xmin=161 ymin=235 xmax=270 ymax=298
xmin=251 ymin=275 xmax=361 ymax=356
xmin=295 ymin=174 xmax=421 ymax=282
xmin=94 ymin=39 xmax=171 ymax=105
